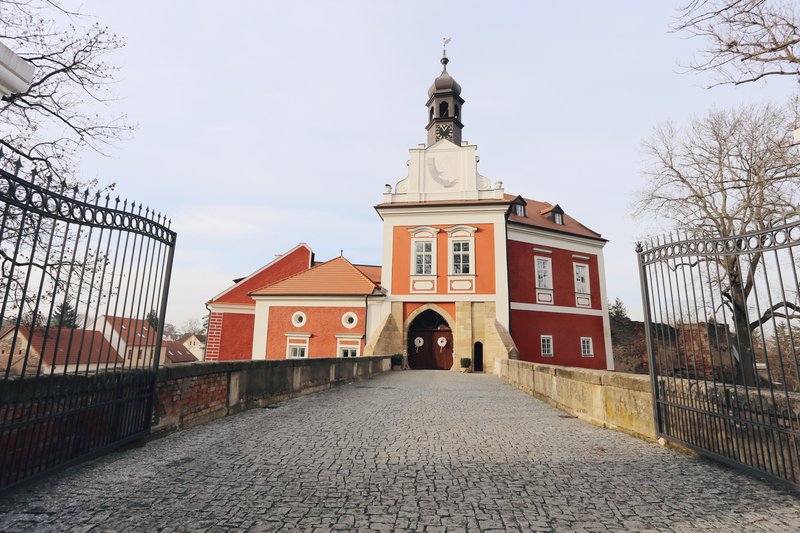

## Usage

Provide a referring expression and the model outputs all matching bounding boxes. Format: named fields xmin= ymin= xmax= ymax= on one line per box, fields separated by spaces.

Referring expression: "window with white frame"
xmin=451 ymin=240 xmax=471 ymax=274
xmin=414 ymin=241 xmax=433 ymax=275
xmin=541 ymin=335 xmax=553 ymax=357
xmin=286 ymin=335 xmax=310 ymax=359
xmin=554 ymin=212 xmax=563 ymax=225
xmin=535 ymin=257 xmax=552 ymax=290
xmin=581 ymin=337 xmax=594 ymax=357
xmin=339 ymin=347 xmax=358 ymax=358
xmin=574 ymin=263 xmax=589 ymax=294
xmin=513 ymin=204 xmax=526 ymax=217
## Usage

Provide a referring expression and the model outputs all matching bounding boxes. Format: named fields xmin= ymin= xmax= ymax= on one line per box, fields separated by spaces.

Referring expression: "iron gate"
xmin=637 ymin=220 xmax=800 ymax=489
xmin=0 ymin=157 xmax=175 ymax=490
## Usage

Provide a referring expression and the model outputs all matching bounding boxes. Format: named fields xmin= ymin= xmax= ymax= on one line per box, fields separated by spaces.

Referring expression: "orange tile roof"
xmin=250 ymin=256 xmax=379 ymax=296
xmin=506 ymin=194 xmax=605 ymax=241
xmin=354 ymin=264 xmax=382 ymax=284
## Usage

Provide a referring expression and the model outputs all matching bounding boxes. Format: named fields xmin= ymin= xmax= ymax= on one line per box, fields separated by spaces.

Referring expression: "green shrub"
xmin=390 ymin=354 xmax=403 ymax=366
xmin=460 ymin=357 xmax=471 ymax=369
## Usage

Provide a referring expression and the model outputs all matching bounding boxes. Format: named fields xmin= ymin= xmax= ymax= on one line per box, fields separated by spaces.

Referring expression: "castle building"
xmin=205 ymin=53 xmax=613 ymax=372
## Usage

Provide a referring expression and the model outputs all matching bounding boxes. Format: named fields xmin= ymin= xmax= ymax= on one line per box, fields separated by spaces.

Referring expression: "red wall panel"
xmin=511 ymin=309 xmax=607 ymax=369
xmin=218 ymin=313 xmax=255 ymax=360
xmin=266 ymin=306 xmax=365 ymax=359
xmin=507 ymin=240 xmax=601 ymax=310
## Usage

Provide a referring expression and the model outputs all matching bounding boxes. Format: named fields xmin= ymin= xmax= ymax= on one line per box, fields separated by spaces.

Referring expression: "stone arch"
xmin=404 ymin=303 xmax=455 ymax=332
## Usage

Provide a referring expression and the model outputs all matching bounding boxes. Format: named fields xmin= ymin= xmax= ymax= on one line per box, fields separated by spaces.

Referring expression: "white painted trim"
xmin=208 ymin=303 xmax=255 ymax=314
xmin=284 ymin=332 xmax=311 ymax=338
xmin=407 ymin=226 xmax=441 ymax=237
xmin=541 ymin=335 xmax=553 ymax=357
xmin=341 ymin=312 xmax=358 ymax=329
xmin=573 ymin=262 xmax=591 ymax=308
xmin=597 ymin=250 xmax=614 ymax=370
xmin=444 ymin=225 xmax=477 ymax=236
xmin=510 ymin=302 xmax=605 ymax=316
xmin=336 ymin=334 xmax=361 ymax=357
xmin=209 ymin=243 xmax=312 ymax=303
xmin=572 ymin=254 xmax=590 ymax=260
xmin=392 ymin=294 xmax=497 ymax=303
xmin=252 ymin=301 xmax=270 ymax=360
xmin=508 ymin=226 xmax=606 ymax=253
xmin=534 ymin=256 xmax=553 ymax=306
xmin=250 ymin=296 xmax=367 ymax=306
xmin=533 ymin=247 xmax=552 ymax=254
xmin=291 ymin=311 xmax=307 ymax=327
xmin=335 ymin=333 xmax=363 ymax=340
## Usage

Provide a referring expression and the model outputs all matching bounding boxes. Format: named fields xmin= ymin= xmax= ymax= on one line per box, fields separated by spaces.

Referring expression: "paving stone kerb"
xmin=2 ymin=371 xmax=799 ymax=532
xmin=497 ymin=359 xmax=656 ymax=441
xmin=154 ymin=356 xmax=392 ymax=434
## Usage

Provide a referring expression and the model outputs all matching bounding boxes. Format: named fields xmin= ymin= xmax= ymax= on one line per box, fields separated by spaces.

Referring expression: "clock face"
xmin=435 ymin=124 xmax=453 ymax=139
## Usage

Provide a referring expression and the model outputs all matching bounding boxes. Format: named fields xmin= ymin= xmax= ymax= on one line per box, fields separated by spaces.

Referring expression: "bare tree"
xmin=636 ymin=102 xmax=800 ymax=384
xmin=0 ymin=0 xmax=131 ymax=180
xmin=676 ymin=0 xmax=800 ymax=87
xmin=0 ymin=1 xmax=130 ymax=327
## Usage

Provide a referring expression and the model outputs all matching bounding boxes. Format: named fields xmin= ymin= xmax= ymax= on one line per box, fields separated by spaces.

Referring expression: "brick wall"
xmin=151 ymin=356 xmax=393 ymax=435
xmin=204 ymin=312 xmax=223 ymax=361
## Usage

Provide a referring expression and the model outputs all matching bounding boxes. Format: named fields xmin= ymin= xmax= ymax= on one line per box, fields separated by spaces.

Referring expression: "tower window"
xmin=439 ymin=101 xmax=449 ymax=118
xmin=429 ymin=107 xmax=434 ymax=122
xmin=455 ymin=104 xmax=460 ymax=119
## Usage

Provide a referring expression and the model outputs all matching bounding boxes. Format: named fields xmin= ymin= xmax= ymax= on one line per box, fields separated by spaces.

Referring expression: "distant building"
xmin=206 ymin=53 xmax=613 ymax=372
xmin=0 ymin=327 xmax=122 ymax=376
xmin=177 ymin=333 xmax=206 ymax=361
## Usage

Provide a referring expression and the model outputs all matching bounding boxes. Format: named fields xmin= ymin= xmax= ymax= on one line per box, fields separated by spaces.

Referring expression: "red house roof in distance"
xmin=162 ymin=340 xmax=197 ymax=364
xmin=20 ymin=327 xmax=123 ymax=366
xmin=506 ymin=195 xmax=606 ymax=242
xmin=250 ymin=256 xmax=379 ymax=296
xmin=354 ymin=264 xmax=382 ymax=285
xmin=104 ymin=316 xmax=159 ymax=346
xmin=209 ymin=243 xmax=313 ymax=306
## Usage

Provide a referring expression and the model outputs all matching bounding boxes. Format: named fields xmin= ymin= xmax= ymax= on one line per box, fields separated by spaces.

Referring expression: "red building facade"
xmin=205 ymin=54 xmax=612 ymax=372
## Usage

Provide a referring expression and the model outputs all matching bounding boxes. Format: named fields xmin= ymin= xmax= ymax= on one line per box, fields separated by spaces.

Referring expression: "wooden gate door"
xmin=407 ymin=310 xmax=453 ymax=370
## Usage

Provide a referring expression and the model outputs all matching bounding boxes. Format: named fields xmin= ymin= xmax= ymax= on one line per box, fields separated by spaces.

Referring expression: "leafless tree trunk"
xmin=675 ymin=0 xmax=800 ymax=87
xmin=636 ymin=102 xmax=800 ymax=384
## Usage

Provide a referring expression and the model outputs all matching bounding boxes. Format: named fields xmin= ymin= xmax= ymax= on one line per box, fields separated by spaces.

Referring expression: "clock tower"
xmin=426 ymin=53 xmax=464 ymax=146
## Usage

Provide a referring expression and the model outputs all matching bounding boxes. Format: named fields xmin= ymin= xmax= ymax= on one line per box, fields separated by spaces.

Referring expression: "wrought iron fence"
xmin=0 ymin=155 xmax=176 ymax=490
xmin=637 ymin=220 xmax=800 ymax=489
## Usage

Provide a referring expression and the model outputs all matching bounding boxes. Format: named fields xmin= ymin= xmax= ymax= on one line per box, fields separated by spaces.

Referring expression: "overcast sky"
xmin=71 ymin=1 xmax=794 ymax=328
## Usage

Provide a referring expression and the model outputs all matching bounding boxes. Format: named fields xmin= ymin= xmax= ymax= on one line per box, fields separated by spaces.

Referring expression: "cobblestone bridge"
xmin=1 ymin=371 xmax=799 ymax=532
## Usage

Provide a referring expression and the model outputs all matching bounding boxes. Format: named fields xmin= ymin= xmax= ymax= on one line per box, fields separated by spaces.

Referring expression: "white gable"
xmin=384 ymin=140 xmax=504 ymax=203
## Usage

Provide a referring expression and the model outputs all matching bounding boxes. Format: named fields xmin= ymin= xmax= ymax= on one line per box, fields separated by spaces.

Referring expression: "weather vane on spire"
xmin=442 ymin=37 xmax=452 ymax=58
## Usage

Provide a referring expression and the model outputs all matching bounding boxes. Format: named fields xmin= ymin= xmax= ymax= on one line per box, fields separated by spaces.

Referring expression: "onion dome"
xmin=428 ymin=56 xmax=462 ymax=97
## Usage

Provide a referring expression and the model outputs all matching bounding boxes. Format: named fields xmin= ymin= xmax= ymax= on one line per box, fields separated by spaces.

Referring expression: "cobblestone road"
xmin=1 ymin=371 xmax=799 ymax=532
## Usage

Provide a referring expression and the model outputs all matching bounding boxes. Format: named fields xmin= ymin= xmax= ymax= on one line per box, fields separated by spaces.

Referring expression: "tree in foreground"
xmin=676 ymin=0 xmax=800 ymax=87
xmin=636 ymin=102 xmax=800 ymax=384
xmin=0 ymin=0 xmax=131 ymax=180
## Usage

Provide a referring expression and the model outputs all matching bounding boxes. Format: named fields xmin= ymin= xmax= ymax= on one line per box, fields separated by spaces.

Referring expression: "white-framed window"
xmin=541 ymin=335 xmax=553 ymax=357
xmin=288 ymin=346 xmax=307 ymax=358
xmin=341 ymin=312 xmax=358 ymax=329
xmin=285 ymin=333 xmax=310 ymax=359
xmin=451 ymin=240 xmax=471 ymax=274
xmin=581 ymin=337 xmax=594 ymax=357
xmin=535 ymin=257 xmax=552 ymax=290
xmin=574 ymin=263 xmax=589 ymax=294
xmin=414 ymin=240 xmax=434 ymax=275
xmin=513 ymin=203 xmax=526 ymax=217
xmin=339 ymin=348 xmax=358 ymax=358
xmin=291 ymin=311 xmax=307 ymax=327
xmin=554 ymin=212 xmax=564 ymax=225
xmin=574 ymin=263 xmax=591 ymax=308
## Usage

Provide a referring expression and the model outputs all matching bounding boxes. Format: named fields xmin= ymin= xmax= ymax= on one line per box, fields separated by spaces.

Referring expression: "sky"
xmin=65 ymin=1 xmax=796 ymax=327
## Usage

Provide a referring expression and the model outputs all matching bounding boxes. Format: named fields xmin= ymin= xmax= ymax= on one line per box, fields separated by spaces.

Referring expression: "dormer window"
xmin=554 ymin=212 xmax=563 ymax=225
xmin=513 ymin=204 xmax=526 ymax=217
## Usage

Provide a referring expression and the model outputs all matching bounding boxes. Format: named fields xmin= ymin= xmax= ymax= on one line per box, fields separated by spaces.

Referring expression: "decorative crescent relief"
xmin=427 ymin=158 xmax=458 ymax=188
xmin=477 ymin=175 xmax=491 ymax=190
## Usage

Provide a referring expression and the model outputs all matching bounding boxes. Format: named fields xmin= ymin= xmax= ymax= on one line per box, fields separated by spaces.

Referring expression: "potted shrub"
xmin=460 ymin=357 xmax=472 ymax=372
xmin=390 ymin=354 xmax=404 ymax=370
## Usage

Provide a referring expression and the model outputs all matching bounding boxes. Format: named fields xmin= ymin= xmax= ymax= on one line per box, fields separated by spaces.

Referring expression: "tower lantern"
xmin=426 ymin=46 xmax=464 ymax=147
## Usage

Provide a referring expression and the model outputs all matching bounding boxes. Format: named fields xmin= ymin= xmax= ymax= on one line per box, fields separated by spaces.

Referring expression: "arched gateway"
xmin=407 ymin=310 xmax=453 ymax=370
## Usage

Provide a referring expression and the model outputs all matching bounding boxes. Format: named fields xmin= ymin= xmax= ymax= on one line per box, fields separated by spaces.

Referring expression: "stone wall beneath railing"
xmin=496 ymin=359 xmax=656 ymax=441
xmin=153 ymin=356 xmax=392 ymax=435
